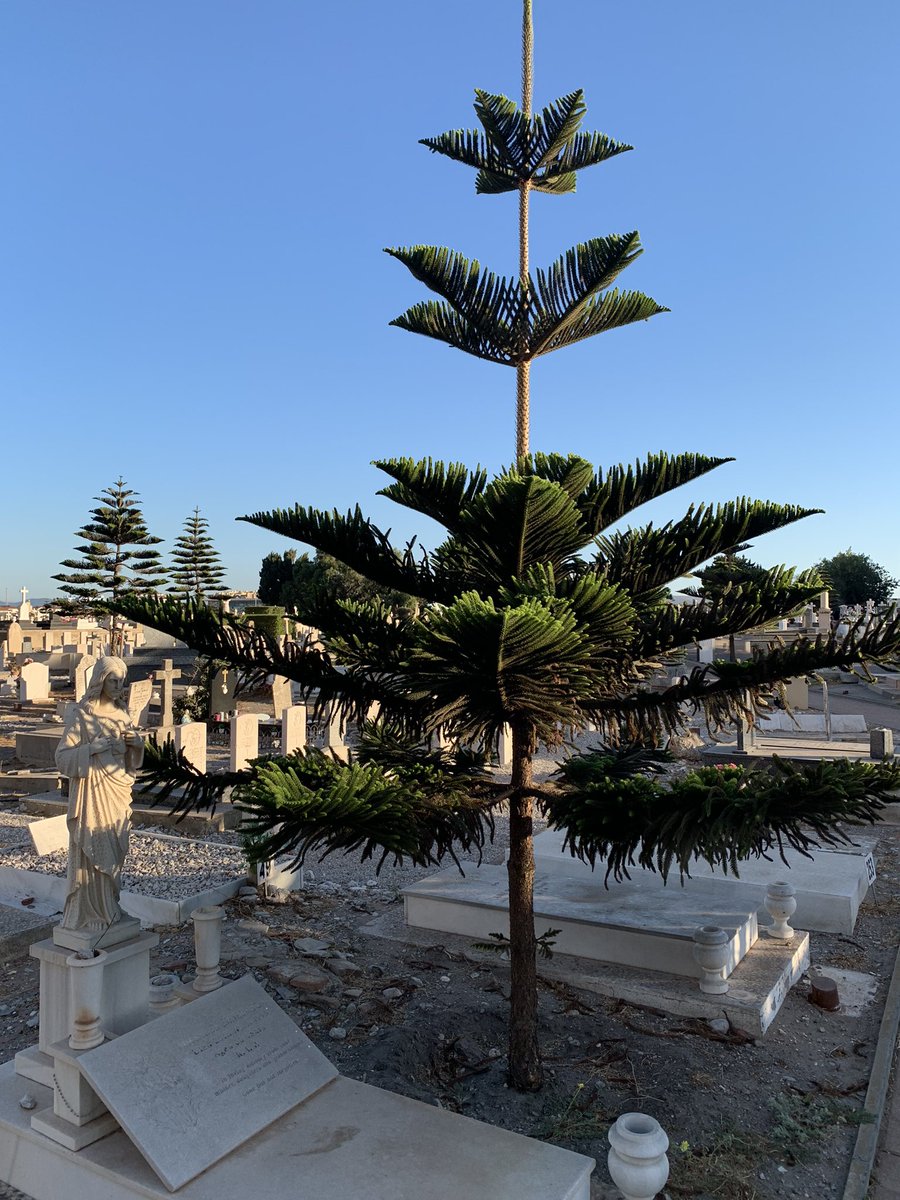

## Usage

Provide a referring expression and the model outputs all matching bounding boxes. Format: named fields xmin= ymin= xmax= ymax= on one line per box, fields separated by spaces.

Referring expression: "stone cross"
xmin=154 ymin=659 xmax=182 ymax=727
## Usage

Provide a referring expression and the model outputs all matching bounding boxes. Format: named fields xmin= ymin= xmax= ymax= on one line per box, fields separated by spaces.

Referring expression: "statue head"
xmin=83 ymin=656 xmax=129 ymax=711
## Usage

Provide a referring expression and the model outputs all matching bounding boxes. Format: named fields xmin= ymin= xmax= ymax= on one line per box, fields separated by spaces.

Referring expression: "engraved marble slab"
xmin=77 ymin=974 xmax=338 ymax=1191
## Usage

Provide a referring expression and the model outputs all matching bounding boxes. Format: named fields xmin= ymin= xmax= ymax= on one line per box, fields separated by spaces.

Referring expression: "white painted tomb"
xmin=404 ymin=860 xmax=758 ymax=980
xmin=529 ymin=826 xmax=874 ymax=935
xmin=0 ymin=974 xmax=595 ymax=1200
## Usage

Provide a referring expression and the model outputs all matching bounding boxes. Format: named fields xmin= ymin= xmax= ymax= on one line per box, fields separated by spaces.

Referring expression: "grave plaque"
xmin=230 ymin=712 xmax=259 ymax=771
xmin=77 ymin=975 xmax=338 ymax=1192
xmin=175 ymin=721 xmax=207 ymax=772
xmin=28 ymin=812 xmax=69 ymax=855
xmin=126 ymin=678 xmax=153 ymax=726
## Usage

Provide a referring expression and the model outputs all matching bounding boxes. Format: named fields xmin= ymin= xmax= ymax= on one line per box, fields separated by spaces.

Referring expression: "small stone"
xmin=0 ymin=1005 xmax=14 ymax=1017
xmin=382 ymin=987 xmax=403 ymax=1000
xmin=409 ymin=976 xmax=424 ymax=988
xmin=288 ymin=966 xmax=332 ymax=994
xmin=237 ymin=919 xmax=269 ymax=935
xmin=326 ymin=958 xmax=360 ymax=980
xmin=293 ymin=937 xmax=332 ymax=955
xmin=18 ymin=1094 xmax=36 ymax=1111
xmin=275 ymin=985 xmax=295 ymax=1002
xmin=708 ymin=1018 xmax=730 ymax=1035
xmin=25 ymin=1016 xmax=39 ymax=1029
xmin=439 ymin=975 xmax=451 ymax=983
xmin=488 ymin=1047 xmax=501 ymax=1059
xmin=265 ymin=962 xmax=296 ymax=985
xmin=344 ymin=987 xmax=363 ymax=998
xmin=328 ymin=1027 xmax=347 ymax=1041
xmin=238 ymin=886 xmax=258 ymax=898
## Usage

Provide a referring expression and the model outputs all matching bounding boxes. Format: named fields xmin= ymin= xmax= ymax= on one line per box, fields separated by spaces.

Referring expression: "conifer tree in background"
xmin=169 ymin=508 xmax=227 ymax=601
xmin=113 ymin=2 xmax=900 ymax=1091
xmin=54 ymin=478 xmax=166 ymax=653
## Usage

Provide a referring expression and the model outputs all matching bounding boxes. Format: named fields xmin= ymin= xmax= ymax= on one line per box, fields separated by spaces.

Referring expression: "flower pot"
xmin=607 ymin=1112 xmax=670 ymax=1200
xmin=190 ymin=905 xmax=225 ymax=993
xmin=65 ymin=949 xmax=108 ymax=1051
xmin=764 ymin=881 xmax=797 ymax=940
xmin=149 ymin=973 xmax=181 ymax=1016
xmin=692 ymin=925 xmax=729 ymax=994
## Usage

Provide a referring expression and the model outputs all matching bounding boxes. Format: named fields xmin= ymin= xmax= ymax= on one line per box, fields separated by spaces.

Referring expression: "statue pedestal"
xmin=15 ymin=926 xmax=157 ymax=1089
xmin=52 ymin=916 xmax=142 ymax=953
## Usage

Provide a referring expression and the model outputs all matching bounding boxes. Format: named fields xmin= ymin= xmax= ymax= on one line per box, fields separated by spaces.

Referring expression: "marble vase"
xmin=191 ymin=905 xmax=225 ymax=993
xmin=764 ymin=881 xmax=797 ymax=940
xmin=692 ymin=925 xmax=729 ymax=994
xmin=65 ymin=949 xmax=108 ymax=1051
xmin=607 ymin=1112 xmax=670 ymax=1200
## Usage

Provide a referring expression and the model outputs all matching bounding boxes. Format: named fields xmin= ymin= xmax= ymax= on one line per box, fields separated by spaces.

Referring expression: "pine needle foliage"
xmin=169 ymin=507 xmax=227 ymax=601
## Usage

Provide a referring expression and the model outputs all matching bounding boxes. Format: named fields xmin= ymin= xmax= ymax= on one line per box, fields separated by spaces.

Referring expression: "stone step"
xmin=364 ymin=905 xmax=809 ymax=1037
xmin=403 ymin=860 xmax=759 ymax=980
xmin=0 ymin=773 xmax=62 ymax=796
xmin=530 ymin=827 xmax=874 ymax=935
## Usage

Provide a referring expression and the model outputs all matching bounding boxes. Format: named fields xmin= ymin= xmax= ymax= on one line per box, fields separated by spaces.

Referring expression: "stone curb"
xmin=843 ymin=941 xmax=900 ymax=1200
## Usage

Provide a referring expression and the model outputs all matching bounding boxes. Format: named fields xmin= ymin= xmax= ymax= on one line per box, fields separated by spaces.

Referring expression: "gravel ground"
xmin=0 ymin=831 xmax=248 ymax=899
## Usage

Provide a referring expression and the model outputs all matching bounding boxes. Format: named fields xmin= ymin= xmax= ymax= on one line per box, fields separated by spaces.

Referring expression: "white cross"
xmin=19 ymin=586 xmax=28 ymax=605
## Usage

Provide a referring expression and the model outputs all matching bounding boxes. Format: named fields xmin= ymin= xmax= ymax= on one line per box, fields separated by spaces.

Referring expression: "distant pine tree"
xmin=54 ymin=478 xmax=166 ymax=651
xmin=169 ymin=508 xmax=226 ymax=601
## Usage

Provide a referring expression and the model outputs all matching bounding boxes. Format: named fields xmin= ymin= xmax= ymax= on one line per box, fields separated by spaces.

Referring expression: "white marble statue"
xmin=55 ymin=656 xmax=144 ymax=933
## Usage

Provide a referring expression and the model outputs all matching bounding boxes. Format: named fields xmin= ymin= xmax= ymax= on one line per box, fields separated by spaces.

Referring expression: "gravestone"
xmin=698 ymin=638 xmax=715 ymax=664
xmin=497 ymin=724 xmax=512 ymax=769
xmin=5 ymin=622 xmax=23 ymax=656
xmin=230 ymin=713 xmax=259 ymax=771
xmin=271 ymin=675 xmax=292 ymax=717
xmin=74 ymin=654 xmax=98 ymax=702
xmin=75 ymin=976 xmax=338 ymax=1192
xmin=782 ymin=677 xmax=809 ymax=709
xmin=282 ymin=704 xmax=307 ymax=755
xmin=154 ymin=659 xmax=182 ymax=727
xmin=210 ymin=666 xmax=237 ymax=716
xmin=176 ymin=721 xmax=208 ymax=772
xmin=18 ymin=661 xmax=50 ymax=702
xmin=126 ymin=678 xmax=153 ymax=727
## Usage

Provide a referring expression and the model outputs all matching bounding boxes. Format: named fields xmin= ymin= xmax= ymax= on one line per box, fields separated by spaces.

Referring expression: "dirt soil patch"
xmin=0 ymin=804 xmax=897 ymax=1200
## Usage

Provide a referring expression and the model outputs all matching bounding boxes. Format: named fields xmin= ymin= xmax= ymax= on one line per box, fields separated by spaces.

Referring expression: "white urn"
xmin=764 ymin=881 xmax=797 ymax=940
xmin=191 ymin=905 xmax=225 ymax=993
xmin=66 ymin=949 xmax=108 ymax=1051
xmin=148 ymin=972 xmax=181 ymax=1016
xmin=692 ymin=925 xmax=729 ymax=994
xmin=607 ymin=1112 xmax=670 ymax=1200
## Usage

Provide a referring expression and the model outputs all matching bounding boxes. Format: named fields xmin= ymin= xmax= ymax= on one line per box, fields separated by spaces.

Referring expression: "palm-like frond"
xmin=546 ymin=758 xmax=900 ymax=883
xmin=237 ymin=749 xmax=499 ymax=872
xmin=535 ymin=288 xmax=669 ymax=355
xmin=387 ymin=240 xmax=665 ymax=366
xmin=594 ymin=501 xmax=821 ymax=595
xmin=421 ymin=90 xmax=631 ymax=195
xmin=456 ymin=474 xmax=587 ymax=582
xmin=631 ymin=568 xmax=823 ymax=658
xmin=575 ymin=452 xmax=735 ymax=536
xmin=237 ymin=504 xmax=444 ymax=601
xmin=375 ymin=457 xmax=488 ymax=532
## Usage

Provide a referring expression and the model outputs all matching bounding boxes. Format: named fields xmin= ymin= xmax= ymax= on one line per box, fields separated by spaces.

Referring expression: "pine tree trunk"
xmin=515 ymin=0 xmax=533 ymax=463
xmin=506 ymin=720 xmax=542 ymax=1091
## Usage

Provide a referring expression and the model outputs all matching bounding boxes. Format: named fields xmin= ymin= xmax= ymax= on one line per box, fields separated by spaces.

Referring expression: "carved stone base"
xmin=30 ymin=1106 xmax=118 ymax=1151
xmin=53 ymin=916 xmax=141 ymax=953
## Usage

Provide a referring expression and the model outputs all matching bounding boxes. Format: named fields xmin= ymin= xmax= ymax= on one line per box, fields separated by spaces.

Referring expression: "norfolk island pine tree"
xmin=113 ymin=2 xmax=900 ymax=1091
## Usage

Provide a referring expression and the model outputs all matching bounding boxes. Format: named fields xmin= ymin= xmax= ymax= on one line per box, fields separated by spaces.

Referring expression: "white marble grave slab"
xmin=530 ymin=826 xmax=873 ymax=934
xmin=77 ymin=975 xmax=337 ymax=1192
xmin=126 ymin=679 xmax=153 ymax=726
xmin=404 ymin=860 xmax=758 ymax=978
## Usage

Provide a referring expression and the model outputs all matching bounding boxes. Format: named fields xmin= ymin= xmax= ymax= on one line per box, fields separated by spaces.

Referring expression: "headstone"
xmin=76 ymin=975 xmax=338 ymax=1192
xmin=126 ymin=678 xmax=153 ymax=727
xmin=175 ymin=721 xmax=208 ymax=772
xmin=270 ymin=675 xmax=292 ymax=717
xmin=322 ymin=705 xmax=348 ymax=762
xmin=153 ymin=659 xmax=182 ymax=727
xmin=871 ymin=727 xmax=894 ymax=760
xmin=27 ymin=813 xmax=69 ymax=856
xmin=782 ymin=677 xmax=809 ymax=710
xmin=18 ymin=661 xmax=50 ymax=702
xmin=210 ymin=667 xmax=237 ymax=716
xmin=74 ymin=654 xmax=98 ymax=701
xmin=282 ymin=705 xmax=307 ymax=755
xmin=17 ymin=586 xmax=32 ymax=623
xmin=698 ymin=638 xmax=715 ymax=664
xmin=6 ymin=622 xmax=23 ymax=656
xmin=230 ymin=713 xmax=259 ymax=771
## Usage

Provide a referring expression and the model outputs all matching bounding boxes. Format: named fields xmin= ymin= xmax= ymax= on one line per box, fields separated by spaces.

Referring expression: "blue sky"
xmin=2 ymin=1 xmax=898 ymax=600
